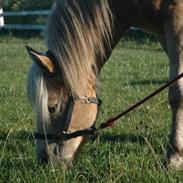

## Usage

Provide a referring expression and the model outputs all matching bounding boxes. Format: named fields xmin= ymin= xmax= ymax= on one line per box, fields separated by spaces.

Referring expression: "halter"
xmin=34 ymin=49 xmax=183 ymax=141
xmin=34 ymin=50 xmax=101 ymax=141
xmin=34 ymin=96 xmax=100 ymax=141
xmin=34 ymin=72 xmax=183 ymax=141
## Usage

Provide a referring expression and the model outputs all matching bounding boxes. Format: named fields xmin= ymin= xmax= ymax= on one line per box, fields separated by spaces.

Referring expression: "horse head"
xmin=26 ymin=46 xmax=98 ymax=167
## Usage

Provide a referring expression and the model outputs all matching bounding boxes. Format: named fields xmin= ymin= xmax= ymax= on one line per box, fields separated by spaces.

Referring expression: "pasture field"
xmin=0 ymin=36 xmax=183 ymax=183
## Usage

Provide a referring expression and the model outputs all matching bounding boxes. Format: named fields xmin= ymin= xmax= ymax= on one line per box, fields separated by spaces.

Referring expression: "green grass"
xmin=0 ymin=36 xmax=182 ymax=182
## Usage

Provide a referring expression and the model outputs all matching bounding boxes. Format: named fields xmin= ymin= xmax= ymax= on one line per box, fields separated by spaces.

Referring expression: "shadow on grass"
xmin=126 ymin=80 xmax=167 ymax=86
xmin=0 ymin=130 xmax=34 ymax=142
xmin=0 ymin=130 xmax=164 ymax=147
xmin=91 ymin=133 xmax=145 ymax=144
xmin=0 ymin=130 xmax=146 ymax=145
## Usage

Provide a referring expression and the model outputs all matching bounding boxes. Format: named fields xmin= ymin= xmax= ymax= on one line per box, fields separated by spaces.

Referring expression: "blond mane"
xmin=27 ymin=63 xmax=50 ymax=125
xmin=46 ymin=0 xmax=113 ymax=97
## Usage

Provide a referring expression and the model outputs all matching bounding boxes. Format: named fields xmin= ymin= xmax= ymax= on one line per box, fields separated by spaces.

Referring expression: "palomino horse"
xmin=26 ymin=0 xmax=183 ymax=169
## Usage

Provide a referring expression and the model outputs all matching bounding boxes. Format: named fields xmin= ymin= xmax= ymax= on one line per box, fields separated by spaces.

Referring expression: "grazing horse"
xmin=26 ymin=0 xmax=183 ymax=169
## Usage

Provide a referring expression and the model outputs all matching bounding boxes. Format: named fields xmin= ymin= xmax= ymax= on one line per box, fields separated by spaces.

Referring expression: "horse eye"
xmin=48 ymin=107 xmax=56 ymax=113
xmin=48 ymin=104 xmax=58 ymax=113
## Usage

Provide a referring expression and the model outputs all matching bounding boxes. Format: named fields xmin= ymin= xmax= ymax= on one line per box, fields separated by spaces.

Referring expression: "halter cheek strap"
xmin=34 ymin=96 xmax=100 ymax=141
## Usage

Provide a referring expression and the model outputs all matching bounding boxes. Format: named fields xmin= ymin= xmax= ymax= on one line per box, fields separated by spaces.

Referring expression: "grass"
xmin=0 ymin=36 xmax=182 ymax=182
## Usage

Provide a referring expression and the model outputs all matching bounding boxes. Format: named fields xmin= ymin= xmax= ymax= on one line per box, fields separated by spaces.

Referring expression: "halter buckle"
xmin=79 ymin=96 xmax=91 ymax=103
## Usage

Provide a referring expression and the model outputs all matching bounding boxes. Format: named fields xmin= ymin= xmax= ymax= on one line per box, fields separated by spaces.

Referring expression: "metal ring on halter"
xmin=78 ymin=96 xmax=99 ymax=104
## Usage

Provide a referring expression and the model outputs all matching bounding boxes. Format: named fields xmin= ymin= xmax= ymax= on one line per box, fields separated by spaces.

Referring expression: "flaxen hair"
xmin=46 ymin=0 xmax=113 ymax=97
xmin=28 ymin=63 xmax=50 ymax=124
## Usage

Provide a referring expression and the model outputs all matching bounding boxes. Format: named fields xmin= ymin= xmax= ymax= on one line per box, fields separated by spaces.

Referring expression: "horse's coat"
xmin=27 ymin=0 xmax=183 ymax=169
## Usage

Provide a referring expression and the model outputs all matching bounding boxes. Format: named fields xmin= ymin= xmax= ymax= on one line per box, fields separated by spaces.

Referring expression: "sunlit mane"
xmin=27 ymin=63 xmax=50 ymax=125
xmin=46 ymin=0 xmax=113 ymax=97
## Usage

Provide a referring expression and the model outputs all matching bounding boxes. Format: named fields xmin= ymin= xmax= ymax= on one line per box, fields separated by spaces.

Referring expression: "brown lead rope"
xmin=99 ymin=72 xmax=183 ymax=129
xmin=63 ymin=72 xmax=183 ymax=140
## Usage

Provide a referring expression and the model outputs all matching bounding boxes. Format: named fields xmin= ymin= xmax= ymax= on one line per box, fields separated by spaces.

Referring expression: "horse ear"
xmin=25 ymin=46 xmax=55 ymax=73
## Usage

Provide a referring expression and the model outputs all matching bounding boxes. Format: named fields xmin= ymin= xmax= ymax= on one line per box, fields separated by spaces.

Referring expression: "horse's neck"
xmin=97 ymin=0 xmax=166 ymax=72
xmin=97 ymin=0 xmax=139 ymax=72
xmin=111 ymin=0 xmax=166 ymax=42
